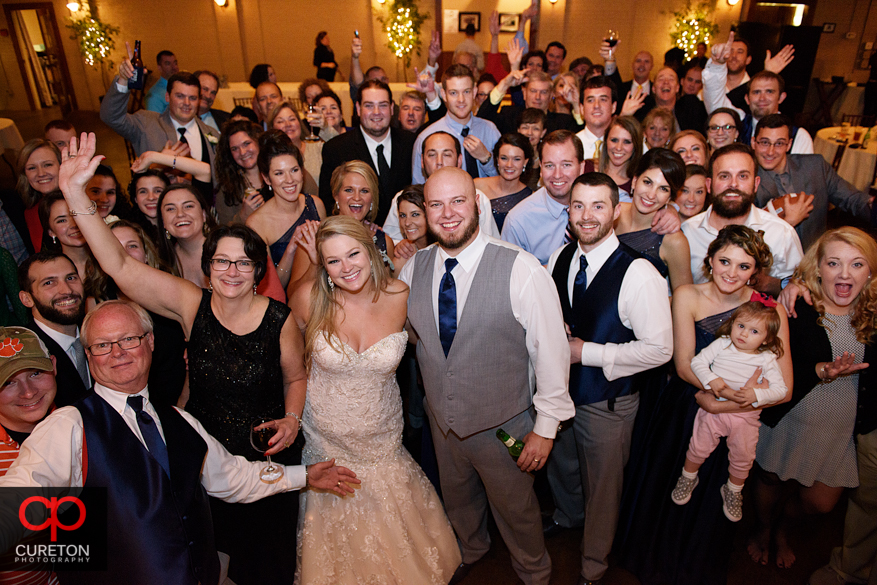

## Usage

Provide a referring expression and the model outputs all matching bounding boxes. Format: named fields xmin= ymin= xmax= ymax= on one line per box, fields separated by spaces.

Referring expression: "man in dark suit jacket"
xmin=17 ymin=251 xmax=90 ymax=407
xmin=319 ymin=79 xmax=416 ymax=225
xmin=478 ymin=69 xmax=576 ymax=134
xmin=196 ymin=70 xmax=230 ymax=133
xmin=608 ymin=51 xmax=655 ymax=121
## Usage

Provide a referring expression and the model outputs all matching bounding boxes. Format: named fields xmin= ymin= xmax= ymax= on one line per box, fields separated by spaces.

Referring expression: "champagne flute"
xmin=303 ymin=104 xmax=321 ymax=142
xmin=604 ymin=30 xmax=619 ymax=49
xmin=251 ymin=417 xmax=284 ymax=483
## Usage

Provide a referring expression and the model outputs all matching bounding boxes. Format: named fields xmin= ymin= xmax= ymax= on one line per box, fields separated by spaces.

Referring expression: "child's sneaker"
xmin=671 ymin=474 xmax=699 ymax=505
xmin=721 ymin=484 xmax=743 ymax=522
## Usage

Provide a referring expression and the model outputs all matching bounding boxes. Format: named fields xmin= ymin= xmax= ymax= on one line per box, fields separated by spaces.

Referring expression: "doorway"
xmin=3 ymin=3 xmax=77 ymax=115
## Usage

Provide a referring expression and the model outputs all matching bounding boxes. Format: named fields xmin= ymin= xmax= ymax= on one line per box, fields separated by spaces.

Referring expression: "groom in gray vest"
xmin=398 ymin=166 xmax=575 ymax=585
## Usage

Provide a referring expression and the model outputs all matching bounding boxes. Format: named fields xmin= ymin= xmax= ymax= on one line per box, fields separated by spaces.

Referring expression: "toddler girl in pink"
xmin=671 ymin=300 xmax=788 ymax=522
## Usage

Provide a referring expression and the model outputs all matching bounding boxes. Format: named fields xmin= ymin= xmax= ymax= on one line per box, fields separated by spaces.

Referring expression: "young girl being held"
xmin=671 ymin=299 xmax=788 ymax=522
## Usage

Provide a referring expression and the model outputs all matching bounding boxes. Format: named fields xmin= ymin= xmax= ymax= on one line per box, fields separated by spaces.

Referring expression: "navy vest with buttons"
xmin=60 ymin=393 xmax=219 ymax=585
xmin=551 ymin=242 xmax=644 ymax=406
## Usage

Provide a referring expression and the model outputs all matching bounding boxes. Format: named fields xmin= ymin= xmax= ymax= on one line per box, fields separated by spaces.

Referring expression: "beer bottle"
xmin=128 ymin=40 xmax=145 ymax=90
xmin=496 ymin=428 xmax=524 ymax=458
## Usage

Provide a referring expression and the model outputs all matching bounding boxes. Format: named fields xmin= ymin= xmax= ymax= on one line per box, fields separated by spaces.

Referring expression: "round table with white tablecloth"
xmin=814 ymin=126 xmax=877 ymax=191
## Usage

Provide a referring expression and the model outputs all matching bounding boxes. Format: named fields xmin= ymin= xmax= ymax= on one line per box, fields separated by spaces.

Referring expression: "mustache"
xmin=53 ymin=294 xmax=82 ymax=304
xmin=717 ymin=188 xmax=751 ymax=199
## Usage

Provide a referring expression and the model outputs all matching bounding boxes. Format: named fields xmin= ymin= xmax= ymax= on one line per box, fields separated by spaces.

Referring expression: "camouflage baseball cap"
xmin=0 ymin=327 xmax=53 ymax=387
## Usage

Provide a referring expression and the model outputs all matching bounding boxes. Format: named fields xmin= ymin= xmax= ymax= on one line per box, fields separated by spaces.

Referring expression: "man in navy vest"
xmin=0 ymin=300 xmax=358 ymax=585
xmin=546 ymin=173 xmax=673 ymax=585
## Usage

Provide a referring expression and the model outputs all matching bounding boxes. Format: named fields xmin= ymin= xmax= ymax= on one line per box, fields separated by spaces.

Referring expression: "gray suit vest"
xmin=408 ymin=243 xmax=532 ymax=438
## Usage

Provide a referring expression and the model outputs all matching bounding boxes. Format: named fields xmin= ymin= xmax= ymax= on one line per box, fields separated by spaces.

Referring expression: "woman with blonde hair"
xmin=670 ymin=130 xmax=709 ymax=166
xmin=551 ymin=71 xmax=580 ymax=116
xmin=643 ymin=107 xmax=675 ymax=150
xmin=749 ymin=226 xmax=877 ymax=569
xmin=289 ymin=216 xmax=461 ymax=583
xmin=16 ymin=139 xmax=62 ymax=250
xmin=288 ymin=161 xmax=395 ymax=288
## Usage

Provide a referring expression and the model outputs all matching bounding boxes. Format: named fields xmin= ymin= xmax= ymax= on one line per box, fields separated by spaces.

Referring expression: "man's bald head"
xmin=424 ymin=167 xmax=480 ymax=253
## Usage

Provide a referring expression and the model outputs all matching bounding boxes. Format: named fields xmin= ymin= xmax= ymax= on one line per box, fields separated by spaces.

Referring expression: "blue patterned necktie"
xmin=572 ymin=254 xmax=588 ymax=311
xmin=127 ymin=395 xmax=170 ymax=477
xmin=438 ymin=258 xmax=459 ymax=357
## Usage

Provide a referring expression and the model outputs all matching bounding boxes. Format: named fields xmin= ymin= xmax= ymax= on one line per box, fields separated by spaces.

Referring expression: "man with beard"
xmin=398 ymin=166 xmax=574 ymax=585
xmin=320 ymin=79 xmax=416 ymax=224
xmin=412 ymin=65 xmax=501 ymax=184
xmin=17 ymin=251 xmax=90 ymax=406
xmin=546 ymin=172 xmax=672 ymax=585
xmin=682 ymin=143 xmax=804 ymax=296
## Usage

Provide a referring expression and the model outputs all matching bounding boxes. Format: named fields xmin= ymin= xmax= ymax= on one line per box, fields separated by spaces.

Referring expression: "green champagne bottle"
xmin=496 ymin=428 xmax=524 ymax=458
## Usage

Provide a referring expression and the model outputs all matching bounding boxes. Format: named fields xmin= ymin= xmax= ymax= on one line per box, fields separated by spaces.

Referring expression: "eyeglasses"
xmin=210 ymin=258 xmax=256 ymax=273
xmin=707 ymin=124 xmax=736 ymax=133
xmin=87 ymin=334 xmax=148 ymax=356
xmin=754 ymin=139 xmax=790 ymax=149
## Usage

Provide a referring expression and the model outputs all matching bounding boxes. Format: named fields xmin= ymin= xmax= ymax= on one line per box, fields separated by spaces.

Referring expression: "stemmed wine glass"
xmin=604 ymin=30 xmax=619 ymax=49
xmin=251 ymin=417 xmax=284 ymax=483
xmin=303 ymin=104 xmax=321 ymax=142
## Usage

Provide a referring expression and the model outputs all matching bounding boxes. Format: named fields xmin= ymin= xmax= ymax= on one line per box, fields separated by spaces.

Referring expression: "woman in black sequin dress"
xmin=614 ymin=148 xmax=693 ymax=291
xmin=474 ymin=132 xmax=533 ymax=231
xmin=56 ymin=140 xmax=308 ymax=584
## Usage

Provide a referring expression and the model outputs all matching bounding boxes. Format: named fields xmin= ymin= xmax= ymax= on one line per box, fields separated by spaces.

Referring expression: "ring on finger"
xmin=534 ymin=459 xmax=540 ymax=463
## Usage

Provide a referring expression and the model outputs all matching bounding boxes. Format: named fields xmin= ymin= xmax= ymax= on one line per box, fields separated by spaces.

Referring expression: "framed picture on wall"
xmin=459 ymin=12 xmax=481 ymax=33
xmin=499 ymin=13 xmax=520 ymax=33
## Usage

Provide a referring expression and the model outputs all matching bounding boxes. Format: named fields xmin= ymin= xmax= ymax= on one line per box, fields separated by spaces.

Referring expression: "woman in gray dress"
xmin=751 ymin=227 xmax=877 ymax=569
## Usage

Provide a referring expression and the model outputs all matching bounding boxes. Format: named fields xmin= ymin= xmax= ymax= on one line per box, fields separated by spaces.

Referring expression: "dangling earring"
xmin=202 ymin=224 xmax=209 ymax=236
xmin=208 ymin=281 xmax=213 ymax=292
xmin=327 ymin=275 xmax=335 ymax=292
xmin=165 ymin=230 xmax=172 ymax=240
xmin=334 ymin=201 xmax=340 ymax=213
xmin=253 ymin=283 xmax=257 ymax=295
xmin=51 ymin=235 xmax=57 ymax=245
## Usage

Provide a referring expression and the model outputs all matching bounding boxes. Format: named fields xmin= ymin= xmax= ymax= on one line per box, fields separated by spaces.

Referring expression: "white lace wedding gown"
xmin=295 ymin=331 xmax=461 ymax=585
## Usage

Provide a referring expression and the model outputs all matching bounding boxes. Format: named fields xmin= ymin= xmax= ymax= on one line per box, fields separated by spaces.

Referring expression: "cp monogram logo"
xmin=19 ymin=496 xmax=86 ymax=541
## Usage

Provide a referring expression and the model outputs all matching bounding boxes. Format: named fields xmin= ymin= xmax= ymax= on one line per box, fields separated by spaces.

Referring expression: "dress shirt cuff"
xmin=603 ymin=60 xmax=617 ymax=76
xmin=490 ymin=86 xmax=504 ymax=105
xmin=115 ymin=78 xmax=129 ymax=93
xmin=283 ymin=464 xmax=308 ymax=490
xmin=426 ymin=95 xmax=443 ymax=111
xmin=580 ymin=341 xmax=605 ymax=368
xmin=425 ymin=62 xmax=439 ymax=77
xmin=533 ymin=413 xmax=560 ymax=439
xmin=572 ymin=111 xmax=584 ymax=126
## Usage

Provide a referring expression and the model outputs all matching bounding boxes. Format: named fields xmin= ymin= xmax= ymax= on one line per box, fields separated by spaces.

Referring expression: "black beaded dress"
xmin=186 ymin=290 xmax=298 ymax=585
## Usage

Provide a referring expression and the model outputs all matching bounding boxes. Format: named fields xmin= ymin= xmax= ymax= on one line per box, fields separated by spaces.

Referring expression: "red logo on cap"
xmin=0 ymin=338 xmax=23 ymax=358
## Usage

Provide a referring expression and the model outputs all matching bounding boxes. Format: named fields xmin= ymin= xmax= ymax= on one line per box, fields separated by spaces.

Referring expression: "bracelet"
xmin=172 ymin=157 xmax=176 ymax=170
xmin=286 ymin=411 xmax=302 ymax=424
xmin=69 ymin=200 xmax=97 ymax=216
xmin=304 ymin=465 xmax=308 ymax=487
xmin=821 ymin=363 xmax=833 ymax=382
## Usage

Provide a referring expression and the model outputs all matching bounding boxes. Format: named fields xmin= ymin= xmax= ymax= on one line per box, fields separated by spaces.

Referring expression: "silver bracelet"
xmin=286 ymin=411 xmax=302 ymax=424
xmin=304 ymin=465 xmax=308 ymax=486
xmin=69 ymin=200 xmax=97 ymax=216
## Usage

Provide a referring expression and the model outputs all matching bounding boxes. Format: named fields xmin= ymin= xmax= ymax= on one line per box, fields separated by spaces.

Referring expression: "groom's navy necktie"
xmin=438 ymin=258 xmax=459 ymax=357
xmin=127 ymin=395 xmax=170 ymax=477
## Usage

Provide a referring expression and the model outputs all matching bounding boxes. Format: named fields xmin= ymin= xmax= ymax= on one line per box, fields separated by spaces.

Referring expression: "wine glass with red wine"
xmin=605 ymin=30 xmax=619 ymax=49
xmin=251 ymin=417 xmax=284 ymax=483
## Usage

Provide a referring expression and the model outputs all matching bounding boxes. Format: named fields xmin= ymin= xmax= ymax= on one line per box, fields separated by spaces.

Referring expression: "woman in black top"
xmin=313 ymin=31 xmax=337 ymax=82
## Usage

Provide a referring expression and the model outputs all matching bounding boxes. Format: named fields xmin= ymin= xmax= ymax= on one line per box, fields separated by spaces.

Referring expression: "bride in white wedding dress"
xmin=289 ymin=216 xmax=461 ymax=585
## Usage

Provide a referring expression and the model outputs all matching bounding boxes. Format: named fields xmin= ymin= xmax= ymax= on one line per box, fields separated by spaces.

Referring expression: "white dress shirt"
xmin=32 ymin=320 xmax=89 ymax=380
xmin=546 ymin=232 xmax=674 ymax=380
xmin=0 ymin=384 xmax=305 ymax=499
xmin=173 ymin=116 xmax=203 ymax=162
xmin=398 ymin=230 xmax=575 ymax=438
xmin=360 ymin=127 xmax=392 ymax=174
xmin=575 ymin=126 xmax=602 ymax=161
xmin=681 ymin=205 xmax=804 ymax=284
xmin=701 ymin=59 xmax=813 ymax=154
xmin=382 ymin=188 xmax=499 ymax=243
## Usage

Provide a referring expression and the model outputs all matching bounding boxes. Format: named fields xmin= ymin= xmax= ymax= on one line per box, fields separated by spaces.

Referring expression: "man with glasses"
xmin=753 ymin=114 xmax=872 ymax=250
xmin=0 ymin=300 xmax=358 ymax=584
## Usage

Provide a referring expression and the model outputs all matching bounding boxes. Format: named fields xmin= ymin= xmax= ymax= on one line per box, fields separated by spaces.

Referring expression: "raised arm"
xmin=58 ymin=133 xmax=202 ymax=332
xmin=131 ymin=146 xmax=212 ymax=183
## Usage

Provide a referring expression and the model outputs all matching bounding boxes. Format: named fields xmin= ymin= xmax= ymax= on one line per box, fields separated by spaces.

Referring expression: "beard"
xmin=32 ymin=294 xmax=85 ymax=326
xmin=570 ymin=218 xmax=613 ymax=247
xmin=428 ymin=212 xmax=479 ymax=250
xmin=711 ymin=188 xmax=754 ymax=219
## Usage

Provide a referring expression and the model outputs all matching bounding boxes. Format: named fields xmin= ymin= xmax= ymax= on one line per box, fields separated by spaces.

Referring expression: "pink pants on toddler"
xmin=686 ymin=409 xmax=761 ymax=479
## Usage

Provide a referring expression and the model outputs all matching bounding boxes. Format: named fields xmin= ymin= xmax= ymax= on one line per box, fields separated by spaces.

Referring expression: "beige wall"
xmin=0 ymin=0 xmax=870 ymax=113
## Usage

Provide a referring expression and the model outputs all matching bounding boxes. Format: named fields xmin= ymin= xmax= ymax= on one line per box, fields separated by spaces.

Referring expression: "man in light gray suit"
xmin=100 ymin=42 xmax=219 ymax=175
xmin=398 ymin=167 xmax=575 ymax=585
